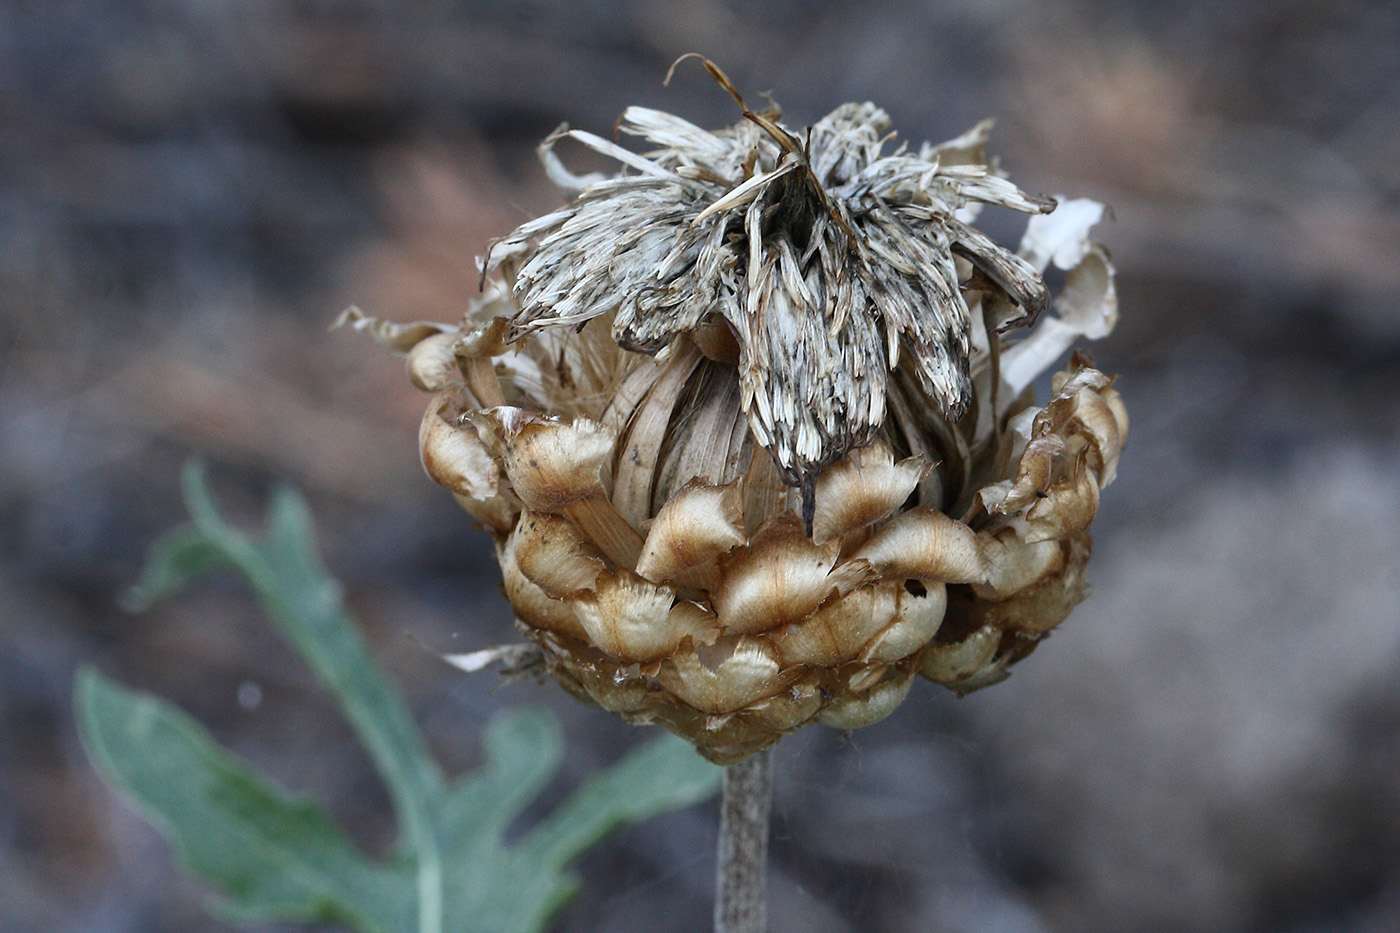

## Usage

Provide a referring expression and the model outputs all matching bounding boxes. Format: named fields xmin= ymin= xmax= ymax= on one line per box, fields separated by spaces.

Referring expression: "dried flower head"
xmin=349 ymin=61 xmax=1126 ymax=763
xmin=490 ymin=58 xmax=1056 ymax=525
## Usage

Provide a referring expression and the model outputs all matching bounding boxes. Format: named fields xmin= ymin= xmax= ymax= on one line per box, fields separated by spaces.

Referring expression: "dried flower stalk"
xmin=350 ymin=60 xmax=1126 ymax=764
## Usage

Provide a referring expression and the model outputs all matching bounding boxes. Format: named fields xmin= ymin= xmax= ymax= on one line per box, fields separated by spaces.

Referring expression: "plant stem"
xmin=714 ymin=747 xmax=773 ymax=933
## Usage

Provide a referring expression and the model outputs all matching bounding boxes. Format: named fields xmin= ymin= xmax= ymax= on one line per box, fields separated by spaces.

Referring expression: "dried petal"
xmin=861 ymin=581 xmax=948 ymax=664
xmin=1001 ymin=203 xmax=1118 ymax=400
xmin=334 ymin=306 xmax=450 ymax=353
xmin=407 ymin=332 xmax=463 ymax=392
xmin=769 ymin=583 xmax=898 ymax=668
xmin=499 ymin=534 xmax=587 ymax=642
xmin=978 ymin=533 xmax=1063 ymax=599
xmin=1018 ymin=197 xmax=1106 ymax=273
xmin=743 ymin=679 xmax=824 ymax=733
xmin=609 ymin=343 xmax=704 ymax=526
xmin=486 ymin=409 xmax=614 ymax=511
xmin=1020 ymin=460 xmax=1100 ymax=544
xmin=560 ymin=499 xmax=645 ymax=573
xmin=537 ymin=633 xmax=653 ymax=714
xmin=980 ymin=359 xmax=1125 ymax=544
xmin=978 ymin=533 xmax=1091 ymax=638
xmin=818 ymin=672 xmax=914 ymax=730
xmin=450 ymin=491 xmax=518 ymax=535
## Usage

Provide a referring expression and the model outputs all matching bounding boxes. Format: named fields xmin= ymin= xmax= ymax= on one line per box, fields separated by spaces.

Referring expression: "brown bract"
xmin=346 ymin=88 xmax=1126 ymax=763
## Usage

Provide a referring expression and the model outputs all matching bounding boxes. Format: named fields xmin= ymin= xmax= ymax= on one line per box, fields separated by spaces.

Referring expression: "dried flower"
xmin=348 ymin=62 xmax=1126 ymax=763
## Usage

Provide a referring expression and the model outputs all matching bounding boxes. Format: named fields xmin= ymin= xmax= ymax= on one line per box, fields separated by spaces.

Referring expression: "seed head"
xmin=348 ymin=62 xmax=1126 ymax=763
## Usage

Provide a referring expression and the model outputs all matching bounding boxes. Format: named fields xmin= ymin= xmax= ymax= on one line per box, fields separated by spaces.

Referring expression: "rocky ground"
xmin=3 ymin=1 xmax=1399 ymax=930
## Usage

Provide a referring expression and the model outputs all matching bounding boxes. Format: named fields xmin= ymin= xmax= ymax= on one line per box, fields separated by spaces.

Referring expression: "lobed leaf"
xmin=81 ymin=463 xmax=721 ymax=932
xmin=75 ymin=669 xmax=404 ymax=932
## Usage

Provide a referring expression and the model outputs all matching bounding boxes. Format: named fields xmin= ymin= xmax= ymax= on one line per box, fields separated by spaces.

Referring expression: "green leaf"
xmin=75 ymin=669 xmax=406 ymax=931
xmin=177 ymin=463 xmax=446 ymax=811
xmin=523 ymin=729 xmax=724 ymax=874
xmin=436 ymin=707 xmax=565 ymax=850
xmin=122 ymin=523 xmax=231 ymax=612
xmin=81 ymin=463 xmax=723 ymax=932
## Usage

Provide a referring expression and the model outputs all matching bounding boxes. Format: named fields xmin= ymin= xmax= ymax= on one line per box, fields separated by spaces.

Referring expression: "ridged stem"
xmin=714 ymin=747 xmax=773 ymax=933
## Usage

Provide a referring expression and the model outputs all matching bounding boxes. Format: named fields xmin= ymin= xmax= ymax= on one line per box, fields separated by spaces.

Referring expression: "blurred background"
xmin=3 ymin=1 xmax=1399 ymax=930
